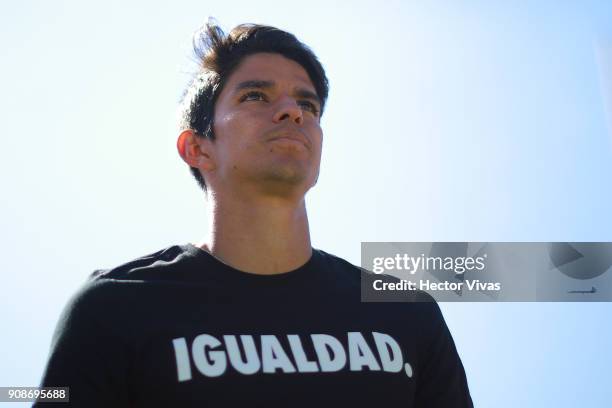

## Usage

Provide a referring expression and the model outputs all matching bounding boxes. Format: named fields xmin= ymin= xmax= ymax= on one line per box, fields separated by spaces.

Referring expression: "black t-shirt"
xmin=36 ymin=244 xmax=473 ymax=407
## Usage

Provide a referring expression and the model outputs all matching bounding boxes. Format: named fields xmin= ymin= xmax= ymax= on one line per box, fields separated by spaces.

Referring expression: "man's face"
xmin=207 ymin=52 xmax=323 ymax=198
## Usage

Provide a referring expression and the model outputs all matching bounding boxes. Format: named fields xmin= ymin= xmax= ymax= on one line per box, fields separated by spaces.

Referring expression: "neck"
xmin=198 ymin=189 xmax=312 ymax=275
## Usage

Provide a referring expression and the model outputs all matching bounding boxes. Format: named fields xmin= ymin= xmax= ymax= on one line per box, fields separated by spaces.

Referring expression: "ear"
xmin=176 ymin=129 xmax=216 ymax=172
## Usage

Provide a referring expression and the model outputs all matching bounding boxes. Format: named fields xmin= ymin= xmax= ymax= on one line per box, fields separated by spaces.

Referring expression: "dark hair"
xmin=177 ymin=20 xmax=330 ymax=191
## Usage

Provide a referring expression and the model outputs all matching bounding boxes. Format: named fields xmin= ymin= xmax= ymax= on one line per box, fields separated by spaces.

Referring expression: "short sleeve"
xmin=414 ymin=301 xmax=474 ymax=407
xmin=34 ymin=280 xmax=131 ymax=407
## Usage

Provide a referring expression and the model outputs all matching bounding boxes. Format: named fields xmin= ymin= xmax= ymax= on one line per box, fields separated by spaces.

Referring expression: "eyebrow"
xmin=294 ymin=88 xmax=321 ymax=106
xmin=235 ymin=80 xmax=275 ymax=91
xmin=234 ymin=80 xmax=321 ymax=106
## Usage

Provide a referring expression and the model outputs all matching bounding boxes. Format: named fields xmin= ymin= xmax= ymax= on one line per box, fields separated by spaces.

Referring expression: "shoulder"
xmin=315 ymin=248 xmax=359 ymax=271
xmin=316 ymin=249 xmax=436 ymax=303
xmin=314 ymin=248 xmax=366 ymax=282
xmin=90 ymin=244 xmax=192 ymax=282
xmin=57 ymin=245 xmax=194 ymax=326
xmin=52 ymin=246 xmax=193 ymax=341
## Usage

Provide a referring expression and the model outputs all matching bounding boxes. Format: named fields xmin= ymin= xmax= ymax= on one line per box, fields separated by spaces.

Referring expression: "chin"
xmin=265 ymin=168 xmax=307 ymax=185
xmin=263 ymin=157 xmax=310 ymax=180
xmin=254 ymin=166 xmax=316 ymax=196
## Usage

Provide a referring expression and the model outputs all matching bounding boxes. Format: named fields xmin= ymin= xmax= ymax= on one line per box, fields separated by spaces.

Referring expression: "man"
xmin=36 ymin=22 xmax=473 ymax=407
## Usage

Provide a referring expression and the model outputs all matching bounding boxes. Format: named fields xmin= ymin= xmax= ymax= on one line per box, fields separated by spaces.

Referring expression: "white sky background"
xmin=2 ymin=0 xmax=612 ymax=406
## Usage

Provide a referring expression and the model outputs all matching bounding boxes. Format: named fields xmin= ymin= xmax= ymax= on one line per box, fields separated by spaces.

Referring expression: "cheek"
xmin=310 ymin=131 xmax=324 ymax=170
xmin=214 ymin=108 xmax=267 ymax=141
xmin=213 ymin=110 xmax=242 ymax=138
xmin=311 ymin=126 xmax=324 ymax=151
xmin=213 ymin=111 xmax=265 ymax=162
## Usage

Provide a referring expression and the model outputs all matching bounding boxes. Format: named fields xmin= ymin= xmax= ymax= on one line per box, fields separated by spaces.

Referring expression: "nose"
xmin=272 ymin=96 xmax=304 ymax=125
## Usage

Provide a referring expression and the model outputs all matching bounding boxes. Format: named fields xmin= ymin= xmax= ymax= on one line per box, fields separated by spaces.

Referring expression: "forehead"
xmin=224 ymin=53 xmax=316 ymax=91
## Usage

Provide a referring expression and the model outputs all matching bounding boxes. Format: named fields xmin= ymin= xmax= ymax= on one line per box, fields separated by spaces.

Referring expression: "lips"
xmin=267 ymin=129 xmax=311 ymax=149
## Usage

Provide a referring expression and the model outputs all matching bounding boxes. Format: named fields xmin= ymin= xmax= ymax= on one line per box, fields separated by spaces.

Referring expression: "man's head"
xmin=177 ymin=21 xmax=329 ymax=196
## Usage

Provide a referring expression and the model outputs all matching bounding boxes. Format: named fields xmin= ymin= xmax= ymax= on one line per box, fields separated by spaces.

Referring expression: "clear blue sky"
xmin=1 ymin=1 xmax=612 ymax=406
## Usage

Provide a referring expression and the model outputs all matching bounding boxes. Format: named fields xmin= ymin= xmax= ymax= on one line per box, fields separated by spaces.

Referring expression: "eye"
xmin=239 ymin=91 xmax=267 ymax=102
xmin=298 ymin=100 xmax=320 ymax=116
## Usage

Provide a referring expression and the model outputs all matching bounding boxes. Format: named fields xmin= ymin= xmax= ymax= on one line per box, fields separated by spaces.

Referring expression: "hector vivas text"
xmin=371 ymin=253 xmax=501 ymax=292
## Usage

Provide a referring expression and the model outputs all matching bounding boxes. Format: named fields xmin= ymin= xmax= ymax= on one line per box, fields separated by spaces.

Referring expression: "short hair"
xmin=177 ymin=20 xmax=330 ymax=191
